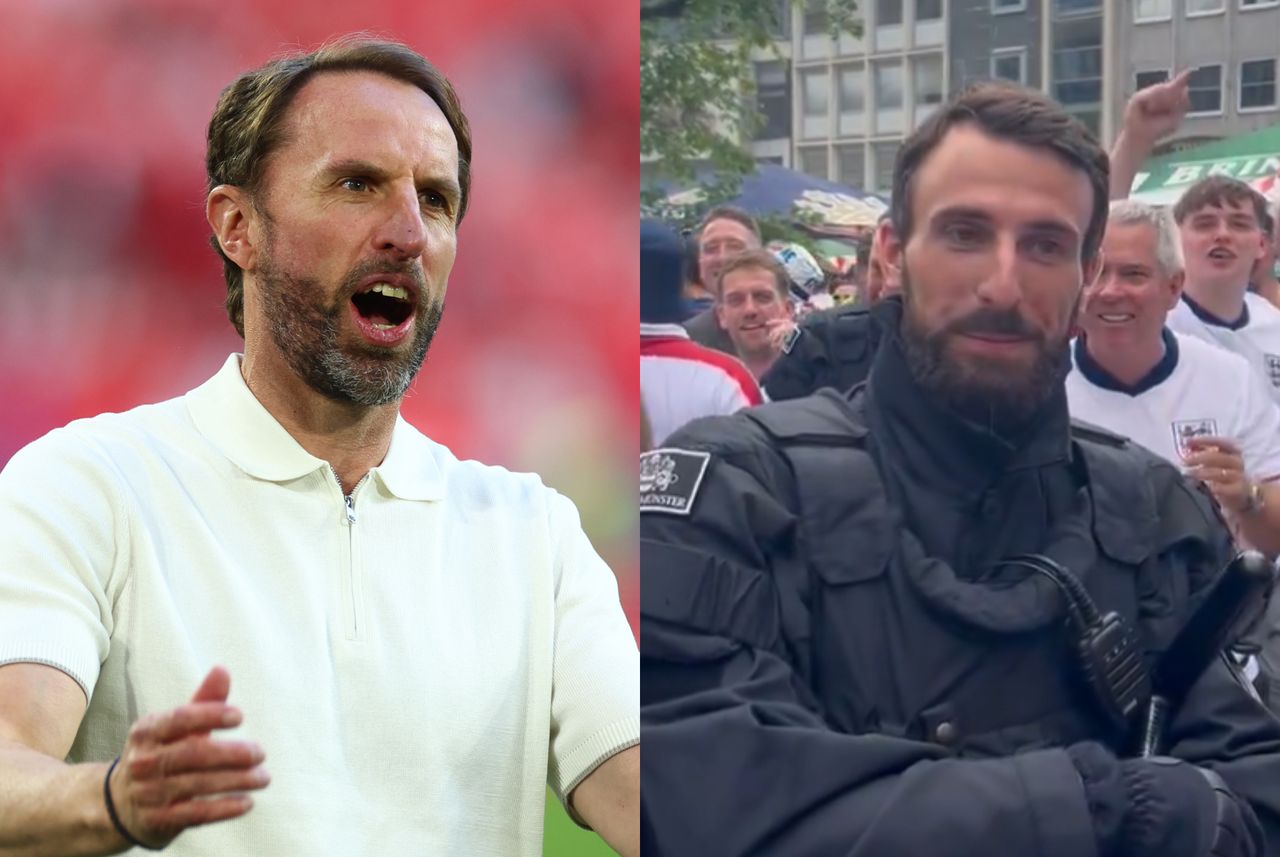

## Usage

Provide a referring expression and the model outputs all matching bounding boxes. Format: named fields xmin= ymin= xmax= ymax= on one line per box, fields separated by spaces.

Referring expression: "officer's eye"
xmin=340 ymin=177 xmax=371 ymax=193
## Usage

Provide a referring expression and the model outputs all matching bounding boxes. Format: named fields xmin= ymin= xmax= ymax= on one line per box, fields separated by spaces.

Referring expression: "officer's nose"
xmin=372 ymin=183 xmax=428 ymax=260
xmin=974 ymin=234 xmax=1021 ymax=310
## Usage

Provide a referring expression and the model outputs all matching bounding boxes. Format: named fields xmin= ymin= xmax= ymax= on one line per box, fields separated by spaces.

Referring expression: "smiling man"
xmin=1167 ymin=176 xmax=1280 ymax=407
xmin=642 ymin=81 xmax=1280 ymax=856
xmin=714 ymin=249 xmax=796 ymax=380
xmin=0 ymin=38 xmax=638 ymax=857
xmin=1067 ymin=199 xmax=1280 ymax=557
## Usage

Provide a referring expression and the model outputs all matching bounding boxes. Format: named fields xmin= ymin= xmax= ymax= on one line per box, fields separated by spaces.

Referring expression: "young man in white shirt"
xmin=1165 ymin=176 xmax=1280 ymax=407
xmin=0 ymin=37 xmax=638 ymax=857
xmin=1067 ymin=199 xmax=1280 ymax=556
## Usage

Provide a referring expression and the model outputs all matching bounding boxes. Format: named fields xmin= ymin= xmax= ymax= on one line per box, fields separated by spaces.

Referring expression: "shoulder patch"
xmin=781 ymin=325 xmax=802 ymax=355
xmin=640 ymin=448 xmax=711 ymax=515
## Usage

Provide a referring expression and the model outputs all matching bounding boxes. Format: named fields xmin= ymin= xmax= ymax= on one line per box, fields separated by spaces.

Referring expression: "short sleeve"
xmin=545 ymin=491 xmax=639 ymax=808
xmin=1237 ymin=370 xmax=1280 ymax=482
xmin=0 ymin=427 xmax=125 ymax=699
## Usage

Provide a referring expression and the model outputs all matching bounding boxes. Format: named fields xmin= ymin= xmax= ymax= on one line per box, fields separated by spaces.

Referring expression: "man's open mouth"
xmin=351 ymin=282 xmax=415 ymax=330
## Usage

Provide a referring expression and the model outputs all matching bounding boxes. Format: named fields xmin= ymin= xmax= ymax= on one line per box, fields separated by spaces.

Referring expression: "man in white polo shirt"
xmin=1166 ymin=175 xmax=1280 ymax=407
xmin=0 ymin=38 xmax=638 ymax=857
xmin=1067 ymin=199 xmax=1280 ymax=558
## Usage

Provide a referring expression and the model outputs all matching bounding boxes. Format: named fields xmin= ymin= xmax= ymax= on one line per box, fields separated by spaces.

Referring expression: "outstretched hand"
xmin=106 ymin=666 xmax=269 ymax=849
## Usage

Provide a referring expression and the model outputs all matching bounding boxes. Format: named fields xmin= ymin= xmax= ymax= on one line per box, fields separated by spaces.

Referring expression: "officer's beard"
xmin=899 ymin=266 xmax=1078 ymax=435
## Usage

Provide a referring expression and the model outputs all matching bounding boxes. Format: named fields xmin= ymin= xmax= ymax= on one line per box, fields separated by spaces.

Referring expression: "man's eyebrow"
xmin=320 ymin=158 xmax=461 ymax=202
xmin=930 ymin=206 xmax=1079 ymax=237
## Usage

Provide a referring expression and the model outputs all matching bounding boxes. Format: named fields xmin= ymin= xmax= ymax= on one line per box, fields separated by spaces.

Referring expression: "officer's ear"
xmin=875 ymin=218 xmax=903 ymax=293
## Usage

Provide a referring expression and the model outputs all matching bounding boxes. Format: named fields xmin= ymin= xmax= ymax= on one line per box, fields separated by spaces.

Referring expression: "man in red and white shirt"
xmin=641 ymin=220 xmax=762 ymax=446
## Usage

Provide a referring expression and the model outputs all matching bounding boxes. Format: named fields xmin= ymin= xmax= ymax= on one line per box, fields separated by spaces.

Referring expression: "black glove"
xmin=1068 ymin=742 xmax=1262 ymax=857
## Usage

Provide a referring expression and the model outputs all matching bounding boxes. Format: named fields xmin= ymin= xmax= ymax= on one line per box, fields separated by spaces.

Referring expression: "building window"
xmin=1241 ymin=59 xmax=1278 ymax=110
xmin=877 ymin=0 xmax=904 ymax=25
xmin=801 ymin=69 xmax=830 ymax=138
xmin=803 ymin=0 xmax=828 ymax=34
xmin=1242 ymin=0 xmax=1280 ymax=7
xmin=1186 ymin=0 xmax=1224 ymax=12
xmin=754 ymin=62 xmax=791 ymax=141
xmin=1135 ymin=70 xmax=1170 ymax=91
xmin=1054 ymin=45 xmax=1102 ymax=105
xmin=991 ymin=0 xmax=1026 ymax=11
xmin=838 ymin=66 xmax=866 ymax=114
xmin=1188 ymin=64 xmax=1222 ymax=113
xmin=1054 ymin=0 xmax=1102 ymax=14
xmin=875 ymin=60 xmax=904 ymax=110
xmin=837 ymin=144 xmax=866 ymax=188
xmin=798 ymin=146 xmax=829 ymax=179
xmin=873 ymin=142 xmax=899 ymax=192
xmin=915 ymin=0 xmax=943 ymax=19
xmin=913 ymin=55 xmax=944 ymax=110
xmin=991 ymin=48 xmax=1026 ymax=84
xmin=1133 ymin=0 xmax=1171 ymax=19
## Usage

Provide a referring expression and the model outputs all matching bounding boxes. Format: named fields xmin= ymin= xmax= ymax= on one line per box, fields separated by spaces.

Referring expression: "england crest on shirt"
xmin=1266 ymin=354 xmax=1280 ymax=388
xmin=1171 ymin=418 xmax=1219 ymax=459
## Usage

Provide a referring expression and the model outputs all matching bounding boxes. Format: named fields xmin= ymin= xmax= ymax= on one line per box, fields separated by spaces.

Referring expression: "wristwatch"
xmin=1242 ymin=480 xmax=1266 ymax=516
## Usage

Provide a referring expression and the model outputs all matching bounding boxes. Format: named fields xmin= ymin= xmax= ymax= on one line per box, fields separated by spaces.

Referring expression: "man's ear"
xmin=875 ymin=218 xmax=903 ymax=293
xmin=206 ymin=185 xmax=259 ymax=272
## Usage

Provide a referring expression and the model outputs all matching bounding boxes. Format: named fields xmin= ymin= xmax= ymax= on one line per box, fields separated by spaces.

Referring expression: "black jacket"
xmin=761 ymin=302 xmax=882 ymax=401
xmin=641 ymin=305 xmax=1280 ymax=856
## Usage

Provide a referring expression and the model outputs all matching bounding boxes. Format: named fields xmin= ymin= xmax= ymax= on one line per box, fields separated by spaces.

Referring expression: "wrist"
xmin=1240 ymin=480 xmax=1265 ymax=517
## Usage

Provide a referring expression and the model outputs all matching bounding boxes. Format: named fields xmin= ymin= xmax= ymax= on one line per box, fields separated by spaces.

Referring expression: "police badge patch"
xmin=640 ymin=448 xmax=711 ymax=515
xmin=1171 ymin=418 xmax=1218 ymax=458
xmin=781 ymin=325 xmax=802 ymax=355
xmin=1267 ymin=354 xmax=1280 ymax=388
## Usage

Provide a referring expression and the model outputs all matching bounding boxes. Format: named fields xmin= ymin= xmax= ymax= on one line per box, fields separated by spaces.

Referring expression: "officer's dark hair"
xmin=715 ymin=249 xmax=789 ymax=300
xmin=698 ymin=206 xmax=762 ymax=243
xmin=890 ymin=80 xmax=1110 ymax=262
xmin=1172 ymin=175 xmax=1268 ymax=229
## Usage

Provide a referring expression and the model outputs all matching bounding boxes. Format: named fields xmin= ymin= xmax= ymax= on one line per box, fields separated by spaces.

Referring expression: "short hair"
xmin=891 ymin=80 xmax=1110 ymax=262
xmin=715 ymin=249 xmax=789 ymax=300
xmin=698 ymin=206 xmax=762 ymax=243
xmin=206 ymin=35 xmax=473 ymax=338
xmin=1172 ymin=175 xmax=1268 ymax=227
xmin=1107 ymin=199 xmax=1184 ymax=277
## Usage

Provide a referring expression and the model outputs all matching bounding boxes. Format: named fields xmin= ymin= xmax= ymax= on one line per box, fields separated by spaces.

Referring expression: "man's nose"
xmin=372 ymin=184 xmax=428 ymax=259
xmin=974 ymin=235 xmax=1021 ymax=309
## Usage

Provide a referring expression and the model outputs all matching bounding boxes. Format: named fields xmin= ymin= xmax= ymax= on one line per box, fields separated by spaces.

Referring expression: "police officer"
xmin=641 ymin=81 xmax=1280 ymax=856
xmin=762 ymin=216 xmax=889 ymax=401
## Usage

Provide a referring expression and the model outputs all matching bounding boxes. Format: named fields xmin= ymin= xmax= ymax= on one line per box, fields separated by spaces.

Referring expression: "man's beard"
xmin=256 ymin=253 xmax=444 ymax=407
xmin=899 ymin=266 xmax=1076 ymax=432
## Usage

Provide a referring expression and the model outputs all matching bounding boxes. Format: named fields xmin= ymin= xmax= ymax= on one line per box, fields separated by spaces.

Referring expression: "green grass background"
xmin=542 ymin=788 xmax=614 ymax=856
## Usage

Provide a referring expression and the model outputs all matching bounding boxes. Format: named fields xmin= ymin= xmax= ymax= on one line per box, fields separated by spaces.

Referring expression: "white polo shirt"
xmin=1066 ymin=328 xmax=1280 ymax=481
xmin=1168 ymin=291 xmax=1280 ymax=407
xmin=0 ymin=355 xmax=639 ymax=857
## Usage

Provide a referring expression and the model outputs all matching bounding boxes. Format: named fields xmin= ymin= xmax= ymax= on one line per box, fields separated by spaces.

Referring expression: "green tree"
xmin=640 ymin=0 xmax=860 ymax=231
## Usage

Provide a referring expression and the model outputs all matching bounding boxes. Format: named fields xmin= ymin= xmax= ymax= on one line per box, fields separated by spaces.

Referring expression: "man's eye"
xmin=944 ymin=224 xmax=982 ymax=245
xmin=341 ymin=178 xmax=370 ymax=192
xmin=1030 ymin=238 xmax=1064 ymax=257
xmin=420 ymin=190 xmax=448 ymax=210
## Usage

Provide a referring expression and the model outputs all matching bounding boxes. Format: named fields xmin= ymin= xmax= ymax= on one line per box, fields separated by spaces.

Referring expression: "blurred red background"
xmin=0 ymin=0 xmax=638 ymax=627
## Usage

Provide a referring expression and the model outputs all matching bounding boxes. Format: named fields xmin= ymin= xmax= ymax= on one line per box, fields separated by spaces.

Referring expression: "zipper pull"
xmin=344 ymin=494 xmax=356 ymax=524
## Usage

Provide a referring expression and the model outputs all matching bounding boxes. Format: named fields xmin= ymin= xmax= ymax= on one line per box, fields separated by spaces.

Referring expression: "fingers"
xmin=131 ymin=766 xmax=270 ymax=807
xmin=127 ymin=736 xmax=265 ymax=780
xmin=190 ymin=666 xmax=231 ymax=705
xmin=131 ymin=793 xmax=256 ymax=838
xmin=1185 ymin=435 xmax=1241 ymax=456
xmin=134 ymin=702 xmax=242 ymax=746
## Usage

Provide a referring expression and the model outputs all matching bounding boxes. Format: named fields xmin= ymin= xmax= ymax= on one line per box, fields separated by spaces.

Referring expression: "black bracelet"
xmin=104 ymin=756 xmax=162 ymax=851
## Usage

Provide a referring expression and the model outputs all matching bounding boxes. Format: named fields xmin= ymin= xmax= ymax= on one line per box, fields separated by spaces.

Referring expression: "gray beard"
xmin=256 ymin=256 xmax=444 ymax=407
